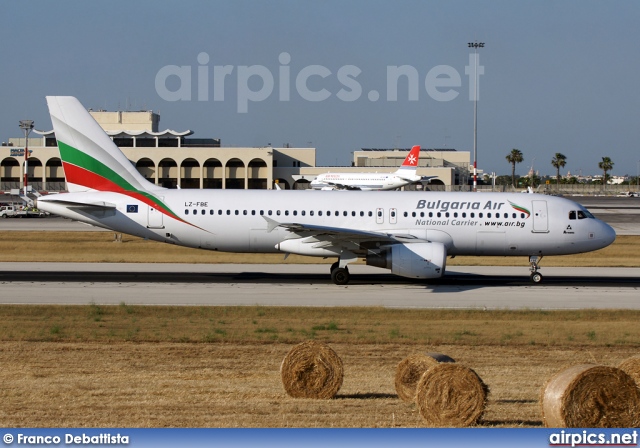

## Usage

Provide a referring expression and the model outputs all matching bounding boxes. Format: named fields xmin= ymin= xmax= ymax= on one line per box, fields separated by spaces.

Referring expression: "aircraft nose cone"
xmin=602 ymin=221 xmax=616 ymax=246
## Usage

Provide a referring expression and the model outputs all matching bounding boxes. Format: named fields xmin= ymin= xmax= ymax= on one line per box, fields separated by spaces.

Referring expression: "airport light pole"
xmin=468 ymin=41 xmax=484 ymax=192
xmin=19 ymin=120 xmax=34 ymax=197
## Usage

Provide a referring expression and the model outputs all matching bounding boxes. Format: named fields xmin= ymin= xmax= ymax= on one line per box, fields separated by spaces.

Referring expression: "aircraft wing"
xmin=322 ymin=181 xmax=362 ymax=191
xmin=263 ymin=216 xmax=426 ymax=246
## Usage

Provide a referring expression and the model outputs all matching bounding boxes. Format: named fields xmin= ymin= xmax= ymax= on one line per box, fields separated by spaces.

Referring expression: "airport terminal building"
xmin=1 ymin=110 xmax=471 ymax=192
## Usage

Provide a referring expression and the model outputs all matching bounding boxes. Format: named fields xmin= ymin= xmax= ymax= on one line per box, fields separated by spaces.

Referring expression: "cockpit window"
xmin=569 ymin=211 xmax=577 ymax=220
xmin=580 ymin=209 xmax=595 ymax=219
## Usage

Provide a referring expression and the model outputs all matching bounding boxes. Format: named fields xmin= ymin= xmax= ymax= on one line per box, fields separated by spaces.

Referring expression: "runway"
xmin=1 ymin=263 xmax=638 ymax=310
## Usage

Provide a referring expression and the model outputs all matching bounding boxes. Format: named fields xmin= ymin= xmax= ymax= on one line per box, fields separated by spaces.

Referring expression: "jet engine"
xmin=366 ymin=242 xmax=446 ymax=279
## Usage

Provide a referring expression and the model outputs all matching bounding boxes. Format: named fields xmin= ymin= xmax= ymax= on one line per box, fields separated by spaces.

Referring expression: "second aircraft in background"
xmin=309 ymin=145 xmax=435 ymax=191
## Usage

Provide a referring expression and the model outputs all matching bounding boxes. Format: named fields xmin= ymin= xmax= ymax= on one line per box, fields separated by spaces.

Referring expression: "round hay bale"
xmin=280 ymin=341 xmax=343 ymax=399
xmin=415 ymin=363 xmax=487 ymax=427
xmin=618 ymin=356 xmax=640 ymax=387
xmin=541 ymin=364 xmax=640 ymax=428
xmin=395 ymin=353 xmax=455 ymax=403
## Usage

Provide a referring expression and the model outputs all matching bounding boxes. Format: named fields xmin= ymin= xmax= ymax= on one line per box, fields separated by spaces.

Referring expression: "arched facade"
xmin=248 ymin=158 xmax=268 ymax=189
xmin=225 ymin=158 xmax=245 ymax=189
xmin=180 ymin=158 xmax=200 ymax=189
xmin=158 ymin=158 xmax=178 ymax=189
xmin=203 ymin=158 xmax=223 ymax=189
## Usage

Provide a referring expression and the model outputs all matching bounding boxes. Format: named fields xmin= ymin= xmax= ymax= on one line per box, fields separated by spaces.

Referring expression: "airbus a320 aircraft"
xmin=309 ymin=145 xmax=435 ymax=190
xmin=36 ymin=97 xmax=616 ymax=285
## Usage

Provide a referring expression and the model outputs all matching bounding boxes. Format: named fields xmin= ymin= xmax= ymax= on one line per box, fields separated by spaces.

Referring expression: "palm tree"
xmin=598 ymin=157 xmax=614 ymax=191
xmin=551 ymin=153 xmax=567 ymax=189
xmin=505 ymin=149 xmax=524 ymax=188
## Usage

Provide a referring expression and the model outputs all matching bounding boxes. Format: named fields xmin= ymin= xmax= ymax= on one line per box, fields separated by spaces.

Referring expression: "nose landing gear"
xmin=529 ymin=255 xmax=543 ymax=283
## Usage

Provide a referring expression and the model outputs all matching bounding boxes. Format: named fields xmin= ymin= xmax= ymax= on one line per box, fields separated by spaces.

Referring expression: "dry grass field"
xmin=1 ymin=306 xmax=640 ymax=427
xmin=0 ymin=232 xmax=639 ymax=427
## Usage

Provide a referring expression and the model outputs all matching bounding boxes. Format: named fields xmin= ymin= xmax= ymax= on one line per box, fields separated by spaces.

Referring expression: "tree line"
xmin=497 ymin=149 xmax=622 ymax=189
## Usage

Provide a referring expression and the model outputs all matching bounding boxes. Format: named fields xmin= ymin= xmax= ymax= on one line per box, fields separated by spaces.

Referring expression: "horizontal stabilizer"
xmin=37 ymin=199 xmax=116 ymax=209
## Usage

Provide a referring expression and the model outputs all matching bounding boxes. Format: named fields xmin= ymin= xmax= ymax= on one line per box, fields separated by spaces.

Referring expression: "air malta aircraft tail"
xmin=395 ymin=145 xmax=420 ymax=174
xmin=47 ymin=96 xmax=161 ymax=194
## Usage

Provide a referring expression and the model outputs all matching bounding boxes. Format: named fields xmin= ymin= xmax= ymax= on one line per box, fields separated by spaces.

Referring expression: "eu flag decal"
xmin=127 ymin=205 xmax=139 ymax=213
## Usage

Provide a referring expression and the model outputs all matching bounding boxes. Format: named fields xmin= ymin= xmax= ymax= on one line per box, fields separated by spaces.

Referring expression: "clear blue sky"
xmin=1 ymin=0 xmax=639 ymax=177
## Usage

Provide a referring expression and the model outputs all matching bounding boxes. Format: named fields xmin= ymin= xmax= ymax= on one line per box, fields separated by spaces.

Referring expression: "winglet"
xmin=262 ymin=215 xmax=281 ymax=232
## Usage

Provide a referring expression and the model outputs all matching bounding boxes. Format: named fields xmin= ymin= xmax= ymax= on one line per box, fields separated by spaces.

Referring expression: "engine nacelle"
xmin=276 ymin=237 xmax=340 ymax=257
xmin=366 ymin=242 xmax=446 ymax=279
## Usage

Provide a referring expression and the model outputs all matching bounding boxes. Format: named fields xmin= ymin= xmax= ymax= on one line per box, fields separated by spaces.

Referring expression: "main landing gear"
xmin=330 ymin=262 xmax=350 ymax=285
xmin=529 ymin=255 xmax=543 ymax=283
xmin=330 ymin=252 xmax=358 ymax=285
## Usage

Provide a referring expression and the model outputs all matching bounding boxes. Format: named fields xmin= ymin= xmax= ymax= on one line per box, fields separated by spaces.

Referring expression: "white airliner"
xmin=36 ymin=97 xmax=616 ymax=285
xmin=309 ymin=145 xmax=434 ymax=190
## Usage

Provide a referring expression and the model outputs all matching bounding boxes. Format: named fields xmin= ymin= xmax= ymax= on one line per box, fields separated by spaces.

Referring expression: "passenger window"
xmin=285 ymin=211 xmax=289 ymax=216
xmin=193 ymin=209 xmax=197 ymax=215
xmin=437 ymin=212 xmax=441 ymax=218
xmin=454 ymin=212 xmax=458 ymax=218
xmin=360 ymin=211 xmax=364 ymax=217
xmin=343 ymin=211 xmax=347 ymax=216
xmin=301 ymin=211 xmax=305 ymax=216
xmin=277 ymin=210 xmax=281 ymax=216
xmin=201 ymin=210 xmax=205 ymax=215
xmin=520 ymin=213 xmax=525 ymax=219
xmin=462 ymin=212 xmax=466 ymax=218
xmin=445 ymin=212 xmax=450 ymax=218
xmin=421 ymin=212 xmax=425 ymax=218
xmin=243 ymin=210 xmax=247 ymax=215
xmin=404 ymin=212 xmax=408 ymax=218
xmin=185 ymin=210 xmax=189 ymax=215
xmin=310 ymin=211 xmax=314 ymax=216
xmin=412 ymin=212 xmax=416 ymax=217
xmin=218 ymin=210 xmax=222 ymax=215
xmin=479 ymin=213 xmax=483 ymax=218
xmin=227 ymin=210 xmax=231 ymax=215
xmin=268 ymin=210 xmax=272 ymax=216
xmin=429 ymin=212 xmax=433 ymax=218
xmin=470 ymin=212 xmax=475 ymax=218
xmin=391 ymin=211 xmax=396 ymax=217
xmin=368 ymin=211 xmax=373 ymax=217
xmin=251 ymin=210 xmax=256 ymax=215
xmin=259 ymin=210 xmax=264 ymax=215
xmin=318 ymin=211 xmax=322 ymax=216
xmin=377 ymin=211 xmax=382 ymax=217
xmin=235 ymin=210 xmax=239 ymax=215
xmin=487 ymin=213 xmax=492 ymax=218
xmin=210 ymin=210 xmax=214 ymax=215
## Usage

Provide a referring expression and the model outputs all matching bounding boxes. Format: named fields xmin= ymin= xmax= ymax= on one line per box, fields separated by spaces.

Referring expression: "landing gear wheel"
xmin=331 ymin=267 xmax=350 ymax=285
xmin=530 ymin=272 xmax=543 ymax=283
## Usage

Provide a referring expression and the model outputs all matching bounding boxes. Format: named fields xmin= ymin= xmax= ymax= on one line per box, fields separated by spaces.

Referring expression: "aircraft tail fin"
xmin=395 ymin=145 xmax=420 ymax=175
xmin=46 ymin=96 xmax=160 ymax=193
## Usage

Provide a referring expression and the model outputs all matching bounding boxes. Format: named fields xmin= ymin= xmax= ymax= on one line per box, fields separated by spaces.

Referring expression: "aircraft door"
xmin=531 ymin=200 xmax=549 ymax=233
xmin=376 ymin=208 xmax=384 ymax=224
xmin=148 ymin=197 xmax=164 ymax=229
xmin=389 ymin=208 xmax=397 ymax=224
